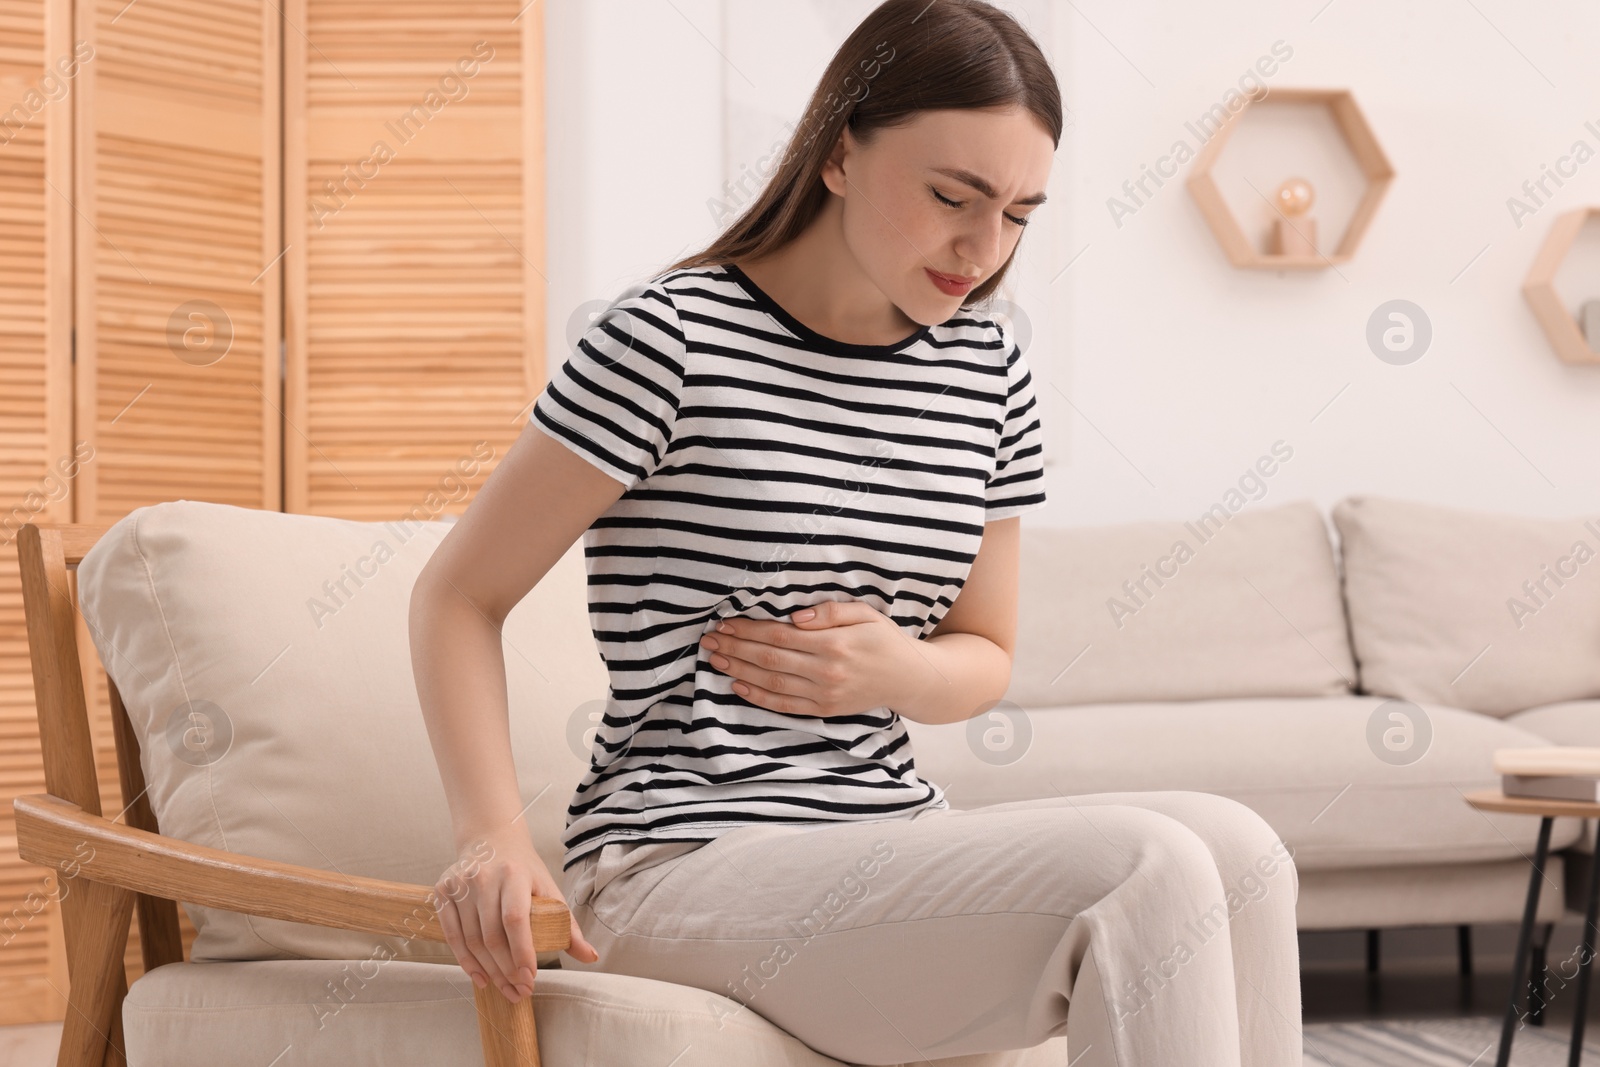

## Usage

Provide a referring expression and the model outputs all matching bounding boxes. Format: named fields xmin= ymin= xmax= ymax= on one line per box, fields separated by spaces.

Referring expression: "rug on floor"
xmin=1303 ymin=1017 xmax=1600 ymax=1066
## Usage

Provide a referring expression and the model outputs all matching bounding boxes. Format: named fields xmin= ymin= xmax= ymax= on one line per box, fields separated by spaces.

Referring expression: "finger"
xmin=789 ymin=600 xmax=865 ymax=627
xmin=455 ymin=895 xmax=506 ymax=996
xmin=568 ymin=913 xmax=600 ymax=963
xmin=727 ymin=650 xmax=822 ymax=704
xmin=702 ymin=631 xmax=810 ymax=676
xmin=476 ymin=886 xmax=526 ymax=1000
xmin=434 ymin=891 xmax=490 ymax=990
xmin=723 ymin=659 xmax=796 ymax=710
xmin=704 ymin=630 xmax=814 ymax=690
xmin=714 ymin=616 xmax=820 ymax=650
xmin=732 ymin=676 xmax=819 ymax=717
xmin=500 ymin=879 xmax=541 ymax=996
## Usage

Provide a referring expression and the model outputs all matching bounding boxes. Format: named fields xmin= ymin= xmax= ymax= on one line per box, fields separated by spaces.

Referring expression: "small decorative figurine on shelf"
xmin=1269 ymin=176 xmax=1318 ymax=257
xmin=1583 ymin=298 xmax=1600 ymax=354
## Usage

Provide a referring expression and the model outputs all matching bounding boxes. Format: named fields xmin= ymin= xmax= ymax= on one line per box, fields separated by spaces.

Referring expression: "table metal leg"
xmin=1568 ymin=818 xmax=1600 ymax=1067
xmin=1498 ymin=816 xmax=1553 ymax=1067
xmin=1533 ymin=922 xmax=1555 ymax=1026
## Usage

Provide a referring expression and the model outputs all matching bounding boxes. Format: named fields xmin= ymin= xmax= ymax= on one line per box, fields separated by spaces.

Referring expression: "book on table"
xmin=1493 ymin=747 xmax=1600 ymax=803
xmin=1502 ymin=774 xmax=1600 ymax=802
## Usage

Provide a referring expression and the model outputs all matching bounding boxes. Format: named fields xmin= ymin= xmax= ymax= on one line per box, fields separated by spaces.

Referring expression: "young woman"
xmin=410 ymin=2 xmax=1302 ymax=1064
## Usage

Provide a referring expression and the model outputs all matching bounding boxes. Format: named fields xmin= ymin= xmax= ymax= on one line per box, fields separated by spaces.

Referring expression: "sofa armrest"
xmin=13 ymin=792 xmax=572 ymax=951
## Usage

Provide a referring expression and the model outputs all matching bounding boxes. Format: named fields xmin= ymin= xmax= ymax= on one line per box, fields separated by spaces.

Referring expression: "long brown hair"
xmin=662 ymin=0 xmax=1062 ymax=311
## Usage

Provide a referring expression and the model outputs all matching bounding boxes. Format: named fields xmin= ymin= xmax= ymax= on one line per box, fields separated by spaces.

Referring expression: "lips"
xmin=925 ymin=268 xmax=978 ymax=296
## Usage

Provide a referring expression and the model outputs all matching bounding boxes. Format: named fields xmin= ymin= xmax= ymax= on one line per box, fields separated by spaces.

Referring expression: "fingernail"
xmin=472 ymin=972 xmax=486 ymax=989
xmin=717 ymin=621 xmax=733 ymax=633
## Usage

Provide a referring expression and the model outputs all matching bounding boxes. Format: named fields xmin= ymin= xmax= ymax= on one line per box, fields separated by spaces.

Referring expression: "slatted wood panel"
xmin=2 ymin=0 xmax=545 ymax=1026
xmin=75 ymin=0 xmax=282 ymax=520
xmin=284 ymin=0 xmax=545 ymax=518
xmin=0 ymin=0 xmax=75 ymax=1024
xmin=66 ymin=0 xmax=281 ymax=1014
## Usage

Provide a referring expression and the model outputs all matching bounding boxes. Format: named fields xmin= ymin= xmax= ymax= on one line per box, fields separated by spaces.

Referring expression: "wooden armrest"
xmin=13 ymin=793 xmax=572 ymax=952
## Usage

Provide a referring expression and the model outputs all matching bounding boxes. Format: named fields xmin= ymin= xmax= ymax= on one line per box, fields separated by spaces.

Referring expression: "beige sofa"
xmin=71 ymin=494 xmax=1600 ymax=1065
xmin=906 ymin=494 xmax=1600 ymax=936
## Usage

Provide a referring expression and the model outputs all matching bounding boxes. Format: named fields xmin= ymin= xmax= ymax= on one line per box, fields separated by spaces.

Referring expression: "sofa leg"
xmin=1458 ymin=924 xmax=1472 ymax=975
xmin=1366 ymin=929 xmax=1379 ymax=975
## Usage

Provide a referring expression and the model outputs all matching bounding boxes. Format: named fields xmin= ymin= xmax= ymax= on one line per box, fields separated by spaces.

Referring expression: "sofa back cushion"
xmin=1007 ymin=499 xmax=1355 ymax=706
xmin=76 ymin=500 xmax=608 ymax=963
xmin=1334 ymin=495 xmax=1600 ymax=717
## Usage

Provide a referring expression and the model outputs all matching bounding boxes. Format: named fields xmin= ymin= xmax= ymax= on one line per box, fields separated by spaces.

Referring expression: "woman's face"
xmin=822 ymin=105 xmax=1055 ymax=325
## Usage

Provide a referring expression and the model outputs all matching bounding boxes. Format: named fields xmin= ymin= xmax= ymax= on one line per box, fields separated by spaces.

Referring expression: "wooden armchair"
xmin=13 ymin=521 xmax=566 ymax=1067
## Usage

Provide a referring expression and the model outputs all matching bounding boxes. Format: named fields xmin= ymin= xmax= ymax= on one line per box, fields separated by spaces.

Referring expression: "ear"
xmin=818 ymin=126 xmax=854 ymax=198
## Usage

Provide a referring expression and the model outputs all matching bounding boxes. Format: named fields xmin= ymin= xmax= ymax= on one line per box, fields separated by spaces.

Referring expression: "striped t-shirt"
xmin=531 ymin=261 xmax=1048 ymax=872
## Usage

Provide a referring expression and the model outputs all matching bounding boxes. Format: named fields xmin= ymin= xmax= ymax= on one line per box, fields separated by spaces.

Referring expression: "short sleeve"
xmin=985 ymin=331 xmax=1048 ymax=520
xmin=530 ymin=281 xmax=687 ymax=492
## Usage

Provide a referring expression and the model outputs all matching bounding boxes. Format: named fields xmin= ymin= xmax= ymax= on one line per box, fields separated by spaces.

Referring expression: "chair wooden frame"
xmin=12 ymin=521 xmax=568 ymax=1067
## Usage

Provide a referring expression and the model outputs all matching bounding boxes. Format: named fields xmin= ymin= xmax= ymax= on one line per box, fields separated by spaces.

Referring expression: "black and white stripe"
xmin=531 ymin=262 xmax=1047 ymax=872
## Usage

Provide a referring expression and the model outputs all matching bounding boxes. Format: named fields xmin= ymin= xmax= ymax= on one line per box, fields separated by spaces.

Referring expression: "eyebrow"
xmin=931 ymin=166 xmax=1048 ymax=206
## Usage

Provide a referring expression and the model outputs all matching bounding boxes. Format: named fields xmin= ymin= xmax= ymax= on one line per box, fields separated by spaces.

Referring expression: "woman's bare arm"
xmin=408 ymin=420 xmax=626 ymax=1000
xmin=896 ymin=515 xmax=1023 ymax=725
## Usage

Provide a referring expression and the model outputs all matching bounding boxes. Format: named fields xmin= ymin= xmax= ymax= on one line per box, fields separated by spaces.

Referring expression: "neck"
xmin=734 ymin=199 xmax=923 ymax=346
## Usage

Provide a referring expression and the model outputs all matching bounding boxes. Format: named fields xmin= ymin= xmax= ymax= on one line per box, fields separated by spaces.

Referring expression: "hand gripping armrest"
xmin=13 ymin=792 xmax=572 ymax=948
xmin=16 ymin=791 xmax=567 ymax=1065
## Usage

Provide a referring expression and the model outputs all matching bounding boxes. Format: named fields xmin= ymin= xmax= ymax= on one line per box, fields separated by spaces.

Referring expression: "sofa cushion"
xmin=122 ymin=959 xmax=1076 ymax=1067
xmin=76 ymin=501 xmax=609 ymax=964
xmin=1334 ymin=495 xmax=1600 ymax=717
xmin=902 ymin=696 xmax=1584 ymax=871
xmin=1506 ymin=701 xmax=1600 ymax=747
xmin=1006 ymin=500 xmax=1355 ymax=706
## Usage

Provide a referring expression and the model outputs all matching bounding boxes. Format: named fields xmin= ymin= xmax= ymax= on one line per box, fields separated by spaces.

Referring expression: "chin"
xmin=899 ymin=289 xmax=958 ymax=326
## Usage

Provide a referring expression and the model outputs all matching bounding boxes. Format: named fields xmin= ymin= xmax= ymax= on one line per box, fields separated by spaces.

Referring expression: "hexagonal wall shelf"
xmin=1186 ymin=88 xmax=1395 ymax=270
xmin=1522 ymin=206 xmax=1600 ymax=366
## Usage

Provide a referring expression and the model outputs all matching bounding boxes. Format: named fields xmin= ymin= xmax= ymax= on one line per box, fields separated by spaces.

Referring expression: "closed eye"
xmin=929 ymin=184 xmax=1030 ymax=228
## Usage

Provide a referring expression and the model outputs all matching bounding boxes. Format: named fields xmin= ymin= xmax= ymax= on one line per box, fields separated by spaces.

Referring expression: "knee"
xmin=1116 ymin=807 xmax=1232 ymax=905
xmin=1172 ymin=791 xmax=1297 ymax=908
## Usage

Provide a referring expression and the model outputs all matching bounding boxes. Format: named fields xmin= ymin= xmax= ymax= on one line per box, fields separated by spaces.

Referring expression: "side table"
xmin=1464 ymin=789 xmax=1600 ymax=1067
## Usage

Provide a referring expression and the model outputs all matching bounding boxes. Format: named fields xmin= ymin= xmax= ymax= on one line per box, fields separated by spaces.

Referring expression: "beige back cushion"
xmin=76 ymin=500 xmax=607 ymax=963
xmin=1006 ymin=500 xmax=1355 ymax=706
xmin=1334 ymin=495 xmax=1600 ymax=717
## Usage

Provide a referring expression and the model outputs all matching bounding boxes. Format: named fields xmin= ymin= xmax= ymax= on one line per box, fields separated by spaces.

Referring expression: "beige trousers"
xmin=558 ymin=790 xmax=1303 ymax=1066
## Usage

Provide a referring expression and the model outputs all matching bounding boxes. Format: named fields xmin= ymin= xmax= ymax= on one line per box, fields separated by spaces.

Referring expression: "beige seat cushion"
xmin=1007 ymin=500 xmax=1355 ymax=706
xmin=1503 ymin=700 xmax=1600 ymax=748
xmin=77 ymin=501 xmax=607 ymax=965
xmin=1334 ymin=495 xmax=1600 ymax=717
xmin=121 ymin=959 xmax=1076 ymax=1067
xmin=902 ymin=696 xmax=1584 ymax=871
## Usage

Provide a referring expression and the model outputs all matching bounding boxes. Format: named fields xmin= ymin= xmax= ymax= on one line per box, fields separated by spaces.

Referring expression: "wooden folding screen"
xmin=66 ymin=0 xmax=282 ymax=1009
xmin=0 ymin=0 xmax=545 ymax=1024
xmin=283 ymin=0 xmax=545 ymax=519
xmin=0 ymin=0 xmax=75 ymax=1021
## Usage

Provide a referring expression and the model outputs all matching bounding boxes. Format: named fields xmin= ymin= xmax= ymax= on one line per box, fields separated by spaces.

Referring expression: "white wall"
xmin=546 ymin=0 xmax=1600 ymax=527
xmin=541 ymin=0 xmax=724 ymax=347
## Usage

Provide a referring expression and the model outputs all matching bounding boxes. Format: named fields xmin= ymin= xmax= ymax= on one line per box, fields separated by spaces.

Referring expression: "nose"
xmin=955 ymin=213 xmax=1005 ymax=277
